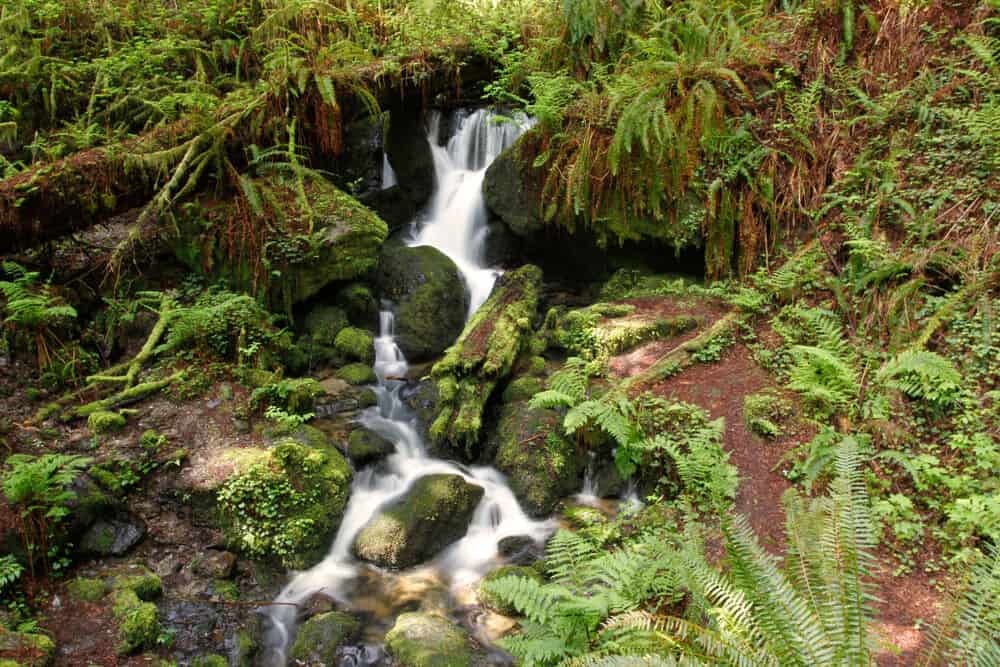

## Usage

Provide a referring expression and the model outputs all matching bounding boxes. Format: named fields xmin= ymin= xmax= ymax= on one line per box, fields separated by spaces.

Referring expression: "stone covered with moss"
xmin=87 ymin=409 xmax=126 ymax=435
xmin=335 ymin=362 xmax=376 ymax=385
xmin=0 ymin=627 xmax=55 ymax=666
xmin=334 ymin=326 xmax=375 ymax=364
xmin=491 ymin=402 xmax=580 ymax=517
xmin=548 ymin=302 xmax=699 ymax=361
xmin=346 ymin=428 xmax=395 ymax=466
xmin=172 ymin=175 xmax=388 ymax=311
xmin=336 ymin=283 xmax=379 ymax=329
xmin=216 ymin=439 xmax=352 ymax=569
xmin=353 ymin=474 xmax=484 ymax=568
xmin=430 ymin=265 xmax=542 ymax=451
xmin=384 ymin=612 xmax=474 ymax=667
xmin=374 ymin=242 xmax=468 ymax=361
xmin=289 ymin=611 xmax=360 ymax=664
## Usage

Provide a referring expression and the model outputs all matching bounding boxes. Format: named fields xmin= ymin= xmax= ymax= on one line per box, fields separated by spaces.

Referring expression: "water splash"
xmin=410 ymin=109 xmax=534 ymax=316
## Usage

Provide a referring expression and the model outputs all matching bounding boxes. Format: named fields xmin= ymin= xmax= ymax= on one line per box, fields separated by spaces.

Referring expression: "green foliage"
xmin=87 ymin=410 xmax=126 ymax=435
xmin=0 ymin=262 xmax=77 ymax=369
xmin=877 ymin=349 xmax=962 ymax=409
xmin=165 ymin=287 xmax=284 ymax=362
xmin=112 ymin=588 xmax=160 ymax=655
xmin=0 ymin=555 xmax=23 ymax=594
xmin=788 ymin=345 xmax=858 ymax=418
xmin=743 ymin=390 xmax=794 ymax=439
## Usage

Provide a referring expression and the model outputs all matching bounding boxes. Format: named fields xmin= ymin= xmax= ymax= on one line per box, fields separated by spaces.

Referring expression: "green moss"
xmin=501 ymin=376 xmax=543 ymax=404
xmin=112 ymin=589 xmax=160 ymax=655
xmin=334 ymin=327 xmax=375 ymax=364
xmin=106 ymin=566 xmax=163 ymax=601
xmin=336 ymin=362 xmax=376 ymax=385
xmin=289 ymin=612 xmax=360 ymax=663
xmin=0 ymin=628 xmax=54 ymax=665
xmin=217 ymin=440 xmax=352 ymax=568
xmin=68 ymin=576 xmax=106 ymax=601
xmin=337 ymin=283 xmax=378 ymax=326
xmin=385 ymin=613 xmax=473 ymax=667
xmin=190 ymin=657 xmax=228 ymax=667
xmin=212 ymin=579 xmax=239 ymax=601
xmin=528 ymin=355 xmax=547 ymax=375
xmin=88 ymin=409 xmax=126 ymax=434
xmin=303 ymin=305 xmax=349 ymax=346
xmin=479 ymin=565 xmax=543 ymax=615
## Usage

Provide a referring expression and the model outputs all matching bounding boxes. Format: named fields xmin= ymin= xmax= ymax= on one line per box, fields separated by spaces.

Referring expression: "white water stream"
xmin=261 ymin=110 xmax=547 ymax=665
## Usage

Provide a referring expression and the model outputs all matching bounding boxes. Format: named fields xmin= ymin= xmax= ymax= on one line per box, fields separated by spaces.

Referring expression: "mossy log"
xmin=623 ymin=312 xmax=740 ymax=389
xmin=429 ymin=264 xmax=542 ymax=450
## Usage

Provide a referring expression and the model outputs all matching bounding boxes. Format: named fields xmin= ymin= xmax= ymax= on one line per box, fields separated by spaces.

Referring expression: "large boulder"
xmin=289 ymin=611 xmax=360 ymax=665
xmin=483 ymin=133 xmax=544 ymax=238
xmin=331 ymin=114 xmax=385 ymax=196
xmin=385 ymin=109 xmax=435 ymax=206
xmin=491 ymin=402 xmax=580 ymax=517
xmin=374 ymin=242 xmax=468 ymax=361
xmin=385 ymin=612 xmax=474 ymax=667
xmin=346 ymin=428 xmax=395 ymax=466
xmin=353 ymin=474 xmax=483 ymax=568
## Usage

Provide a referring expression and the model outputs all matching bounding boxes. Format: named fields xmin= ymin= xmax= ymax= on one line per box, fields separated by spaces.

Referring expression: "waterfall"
xmin=410 ymin=109 xmax=533 ymax=316
xmin=260 ymin=109 xmax=550 ymax=666
xmin=381 ymin=152 xmax=397 ymax=190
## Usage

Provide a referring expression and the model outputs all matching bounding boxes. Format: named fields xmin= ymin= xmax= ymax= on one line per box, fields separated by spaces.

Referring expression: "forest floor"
xmin=609 ymin=298 xmax=949 ymax=667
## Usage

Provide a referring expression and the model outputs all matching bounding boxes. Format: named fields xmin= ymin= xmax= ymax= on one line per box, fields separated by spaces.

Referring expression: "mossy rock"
xmin=384 ymin=612 xmax=473 ymax=667
xmin=262 ymin=423 xmax=329 ymax=449
xmin=217 ymin=440 xmax=352 ymax=569
xmin=478 ymin=565 xmax=543 ymax=615
xmin=88 ymin=410 xmax=125 ymax=435
xmin=334 ymin=326 xmax=375 ymax=364
xmin=483 ymin=132 xmax=545 ymax=238
xmin=289 ymin=611 xmax=360 ymax=664
xmin=68 ymin=576 xmax=106 ymax=602
xmin=112 ymin=589 xmax=160 ymax=655
xmin=0 ymin=628 xmax=54 ymax=666
xmin=501 ymin=376 xmax=543 ymax=404
xmin=172 ymin=175 xmax=388 ymax=310
xmin=337 ymin=283 xmax=379 ymax=329
xmin=190 ymin=657 xmax=228 ymax=667
xmin=491 ymin=403 xmax=580 ymax=517
xmin=374 ymin=242 xmax=468 ymax=362
xmin=336 ymin=363 xmax=376 ymax=385
xmin=302 ymin=305 xmax=349 ymax=346
xmin=353 ymin=474 xmax=484 ymax=568
xmin=346 ymin=428 xmax=395 ymax=466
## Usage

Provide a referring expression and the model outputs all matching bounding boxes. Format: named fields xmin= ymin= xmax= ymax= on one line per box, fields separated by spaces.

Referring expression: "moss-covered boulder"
xmin=334 ymin=326 xmax=375 ymax=364
xmin=216 ymin=440 xmax=352 ymax=569
xmin=374 ymin=242 xmax=468 ymax=361
xmin=346 ymin=428 xmax=395 ymax=466
xmin=336 ymin=362 xmax=376 ymax=386
xmin=483 ymin=133 xmax=545 ymax=239
xmin=79 ymin=514 xmax=146 ymax=556
xmin=336 ymin=283 xmax=379 ymax=329
xmin=353 ymin=474 xmax=483 ymax=568
xmin=303 ymin=305 xmax=349 ymax=346
xmin=478 ymin=565 xmax=543 ymax=615
xmin=0 ymin=627 xmax=55 ymax=666
xmin=289 ymin=611 xmax=360 ymax=664
xmin=384 ymin=612 xmax=474 ymax=667
xmin=172 ymin=175 xmax=388 ymax=311
xmin=491 ymin=403 xmax=580 ymax=517
xmin=430 ymin=265 xmax=542 ymax=451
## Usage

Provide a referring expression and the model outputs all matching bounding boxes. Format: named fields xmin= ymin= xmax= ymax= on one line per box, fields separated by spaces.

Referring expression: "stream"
xmin=260 ymin=109 xmax=553 ymax=665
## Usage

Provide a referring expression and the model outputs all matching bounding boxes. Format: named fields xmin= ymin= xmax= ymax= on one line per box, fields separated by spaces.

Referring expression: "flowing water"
xmin=260 ymin=109 xmax=547 ymax=665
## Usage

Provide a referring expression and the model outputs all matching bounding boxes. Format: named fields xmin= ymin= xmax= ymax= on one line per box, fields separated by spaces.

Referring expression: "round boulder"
xmin=289 ymin=611 xmax=360 ymax=665
xmin=374 ymin=242 xmax=468 ymax=361
xmin=353 ymin=474 xmax=483 ymax=569
xmin=385 ymin=612 xmax=474 ymax=667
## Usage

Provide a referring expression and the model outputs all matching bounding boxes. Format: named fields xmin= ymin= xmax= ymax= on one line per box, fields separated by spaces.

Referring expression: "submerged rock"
xmin=289 ymin=611 xmax=360 ymax=665
xmin=374 ymin=242 xmax=468 ymax=361
xmin=384 ymin=612 xmax=474 ymax=667
xmin=491 ymin=402 xmax=580 ymax=517
xmin=353 ymin=474 xmax=484 ymax=568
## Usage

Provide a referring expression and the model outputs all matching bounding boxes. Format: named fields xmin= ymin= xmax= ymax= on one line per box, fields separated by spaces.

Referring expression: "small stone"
xmin=193 ymin=550 xmax=237 ymax=579
xmin=80 ymin=515 xmax=146 ymax=556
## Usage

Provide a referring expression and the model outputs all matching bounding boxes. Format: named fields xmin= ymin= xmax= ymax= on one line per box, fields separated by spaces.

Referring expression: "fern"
xmin=788 ymin=345 xmax=858 ymax=417
xmin=877 ymin=349 xmax=961 ymax=408
xmin=0 ymin=261 xmax=77 ymax=369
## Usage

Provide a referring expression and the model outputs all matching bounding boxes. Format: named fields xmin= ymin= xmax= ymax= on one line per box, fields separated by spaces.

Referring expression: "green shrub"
xmin=336 ymin=362 xmax=376 ymax=385
xmin=743 ymin=390 xmax=793 ymax=439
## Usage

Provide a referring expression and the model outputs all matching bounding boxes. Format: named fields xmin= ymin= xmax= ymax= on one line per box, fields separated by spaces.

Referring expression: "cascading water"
xmin=260 ymin=110 xmax=549 ymax=666
xmin=410 ymin=109 xmax=534 ymax=315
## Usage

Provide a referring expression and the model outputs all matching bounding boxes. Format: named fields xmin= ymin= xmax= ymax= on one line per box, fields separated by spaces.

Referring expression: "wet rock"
xmin=385 ymin=109 xmax=434 ymax=206
xmin=315 ymin=377 xmax=377 ymax=418
xmin=303 ymin=304 xmax=350 ymax=347
xmin=346 ymin=428 xmax=395 ymax=466
xmin=483 ymin=133 xmax=544 ymax=238
xmin=353 ymin=474 xmax=484 ymax=569
xmin=385 ymin=612 xmax=474 ymax=667
xmin=289 ymin=611 xmax=360 ymax=665
xmin=374 ymin=241 xmax=468 ymax=361
xmin=298 ymin=592 xmax=338 ymax=620
xmin=400 ymin=379 xmax=441 ymax=450
xmin=192 ymin=550 xmax=237 ymax=579
xmin=497 ymin=535 xmax=543 ymax=566
xmin=360 ymin=185 xmax=418 ymax=233
xmin=490 ymin=402 xmax=580 ymax=517
xmin=479 ymin=565 xmax=543 ymax=615
xmin=595 ymin=460 xmax=626 ymax=498
xmin=161 ymin=599 xmax=221 ymax=658
xmin=332 ymin=114 xmax=385 ymax=196
xmin=79 ymin=514 xmax=146 ymax=556
xmin=483 ymin=217 xmax=522 ymax=267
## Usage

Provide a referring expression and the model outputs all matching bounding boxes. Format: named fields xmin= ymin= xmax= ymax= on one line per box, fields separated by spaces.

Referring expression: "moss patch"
xmin=289 ymin=612 xmax=360 ymax=663
xmin=87 ymin=410 xmax=126 ymax=435
xmin=336 ymin=363 xmax=376 ymax=385
xmin=334 ymin=327 xmax=375 ymax=364
xmin=112 ymin=589 xmax=160 ymax=655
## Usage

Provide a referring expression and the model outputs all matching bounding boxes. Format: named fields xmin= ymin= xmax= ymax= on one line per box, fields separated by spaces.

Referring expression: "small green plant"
xmin=877 ymin=349 xmax=962 ymax=410
xmin=0 ymin=554 xmax=24 ymax=594
xmin=264 ymin=405 xmax=314 ymax=429
xmin=0 ymin=262 xmax=77 ymax=369
xmin=743 ymin=390 xmax=794 ymax=439
xmin=1 ymin=454 xmax=91 ymax=573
